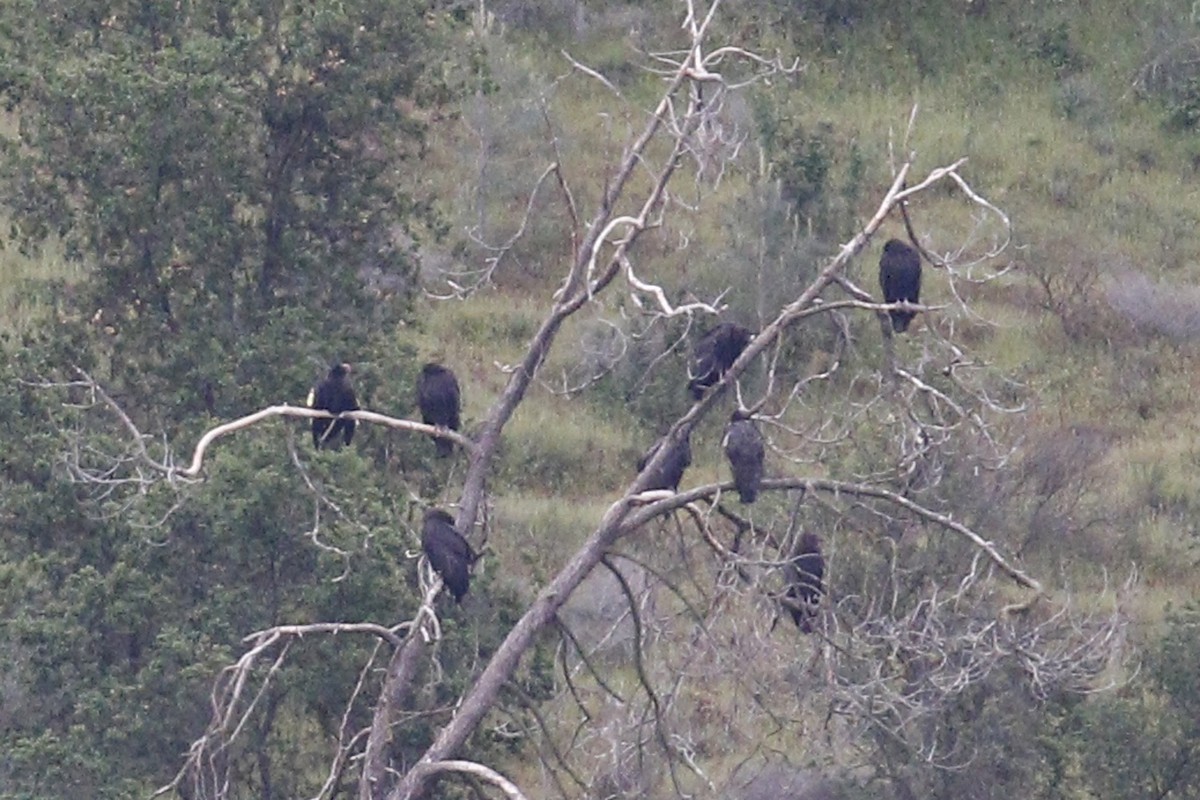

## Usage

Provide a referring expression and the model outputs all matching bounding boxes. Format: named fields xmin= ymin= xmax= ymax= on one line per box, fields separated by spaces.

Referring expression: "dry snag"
xmin=31 ymin=2 xmax=1133 ymax=800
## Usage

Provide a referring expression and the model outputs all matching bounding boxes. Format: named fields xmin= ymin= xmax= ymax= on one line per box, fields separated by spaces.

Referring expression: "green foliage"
xmin=1025 ymin=20 xmax=1087 ymax=76
xmin=487 ymin=0 xmax=588 ymax=43
xmin=0 ymin=365 xmax=378 ymax=793
xmin=765 ymin=118 xmax=833 ymax=218
xmin=496 ymin=399 xmax=637 ymax=495
xmin=1129 ymin=15 xmax=1200 ymax=131
xmin=575 ymin=310 xmax=693 ymax=429
xmin=0 ymin=341 xmax=554 ymax=796
xmin=1165 ymin=75 xmax=1200 ymax=130
xmin=865 ymin=666 xmax=1082 ymax=800
xmin=0 ymin=3 xmax=483 ymax=792
xmin=0 ymin=0 xmax=458 ymax=401
xmin=1070 ymin=605 xmax=1200 ymax=799
xmin=4 ymin=0 xmax=1200 ymax=797
xmin=754 ymin=99 xmax=865 ymax=241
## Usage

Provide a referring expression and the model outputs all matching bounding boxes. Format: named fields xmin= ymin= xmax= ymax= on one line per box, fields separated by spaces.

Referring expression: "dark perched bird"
xmin=784 ymin=532 xmax=825 ymax=633
xmin=879 ymin=238 xmax=922 ymax=333
xmin=636 ymin=430 xmax=692 ymax=492
xmin=307 ymin=362 xmax=359 ymax=449
xmin=421 ymin=508 xmax=476 ymax=602
xmin=688 ymin=322 xmax=753 ymax=400
xmin=417 ymin=362 xmax=461 ymax=457
xmin=723 ymin=411 xmax=765 ymax=504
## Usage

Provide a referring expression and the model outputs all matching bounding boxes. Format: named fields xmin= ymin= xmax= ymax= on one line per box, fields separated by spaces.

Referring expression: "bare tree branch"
xmin=34 ymin=4 xmax=1128 ymax=799
xmin=402 ymin=759 xmax=531 ymax=800
xmin=53 ymin=369 xmax=476 ymax=486
xmin=379 ymin=105 xmax=1033 ymax=790
xmin=154 ymin=621 xmax=408 ymax=800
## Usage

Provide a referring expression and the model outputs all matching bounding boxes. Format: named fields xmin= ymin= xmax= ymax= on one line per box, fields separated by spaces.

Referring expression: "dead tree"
xmin=35 ymin=2 xmax=1131 ymax=799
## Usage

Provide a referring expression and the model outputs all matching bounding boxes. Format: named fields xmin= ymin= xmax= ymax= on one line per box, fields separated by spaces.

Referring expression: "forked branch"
xmin=51 ymin=369 xmax=475 ymax=487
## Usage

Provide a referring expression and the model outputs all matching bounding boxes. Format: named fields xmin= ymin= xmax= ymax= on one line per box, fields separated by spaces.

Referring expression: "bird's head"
xmin=423 ymin=507 xmax=456 ymax=526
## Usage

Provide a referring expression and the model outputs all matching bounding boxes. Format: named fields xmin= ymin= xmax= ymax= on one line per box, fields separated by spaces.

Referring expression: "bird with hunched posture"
xmin=637 ymin=429 xmax=692 ymax=492
xmin=421 ymin=508 xmax=476 ymax=602
xmin=417 ymin=362 xmax=461 ymax=457
xmin=723 ymin=410 xmax=765 ymax=504
xmin=879 ymin=238 xmax=922 ymax=333
xmin=784 ymin=532 xmax=825 ymax=633
xmin=688 ymin=322 xmax=753 ymax=399
xmin=307 ymin=362 xmax=359 ymax=449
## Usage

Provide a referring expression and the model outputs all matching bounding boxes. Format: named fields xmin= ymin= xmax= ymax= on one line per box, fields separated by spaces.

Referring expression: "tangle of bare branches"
xmin=26 ymin=3 xmax=1140 ymax=800
xmin=41 ymin=369 xmax=474 ymax=488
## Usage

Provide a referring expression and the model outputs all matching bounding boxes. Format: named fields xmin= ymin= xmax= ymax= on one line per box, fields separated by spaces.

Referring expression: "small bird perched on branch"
xmin=417 ymin=362 xmax=462 ymax=457
xmin=688 ymin=321 xmax=753 ymax=399
xmin=421 ymin=508 xmax=476 ymax=602
xmin=785 ymin=532 xmax=825 ymax=633
xmin=308 ymin=362 xmax=359 ymax=449
xmin=723 ymin=410 xmax=765 ymax=504
xmin=637 ymin=430 xmax=692 ymax=492
xmin=879 ymin=238 xmax=922 ymax=333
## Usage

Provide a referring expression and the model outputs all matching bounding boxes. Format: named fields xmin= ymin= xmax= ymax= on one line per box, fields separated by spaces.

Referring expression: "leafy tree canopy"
xmin=0 ymin=3 xmax=546 ymax=796
xmin=0 ymin=0 xmax=464 ymax=418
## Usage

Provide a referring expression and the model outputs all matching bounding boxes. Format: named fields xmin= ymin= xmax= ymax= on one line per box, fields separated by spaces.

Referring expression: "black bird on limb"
xmin=421 ymin=508 xmax=476 ymax=602
xmin=417 ymin=362 xmax=461 ymax=457
xmin=637 ymin=430 xmax=692 ymax=492
xmin=308 ymin=362 xmax=359 ymax=449
xmin=879 ymin=238 xmax=922 ymax=333
xmin=723 ymin=410 xmax=765 ymax=504
xmin=784 ymin=532 xmax=825 ymax=633
xmin=688 ymin=322 xmax=753 ymax=400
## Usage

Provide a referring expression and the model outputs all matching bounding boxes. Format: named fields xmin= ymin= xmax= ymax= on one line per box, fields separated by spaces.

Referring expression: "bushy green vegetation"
xmin=4 ymin=0 xmax=1200 ymax=797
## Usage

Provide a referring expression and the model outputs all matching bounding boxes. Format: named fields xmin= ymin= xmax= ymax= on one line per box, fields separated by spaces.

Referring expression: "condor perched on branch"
xmin=723 ymin=410 xmax=765 ymax=504
xmin=878 ymin=238 xmax=922 ymax=333
xmin=307 ymin=362 xmax=359 ymax=449
xmin=637 ymin=430 xmax=692 ymax=492
xmin=421 ymin=508 xmax=476 ymax=602
xmin=417 ymin=362 xmax=461 ymax=457
xmin=784 ymin=532 xmax=825 ymax=633
xmin=688 ymin=322 xmax=753 ymax=399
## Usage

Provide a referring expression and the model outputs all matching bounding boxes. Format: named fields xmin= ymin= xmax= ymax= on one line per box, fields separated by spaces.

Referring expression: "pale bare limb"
xmin=42 ymin=4 xmax=1086 ymax=799
xmin=452 ymin=164 xmax=560 ymax=297
xmin=622 ymin=252 xmax=726 ymax=317
xmin=402 ymin=759 xmax=531 ymax=800
xmin=286 ymin=435 xmax=359 ymax=580
xmin=623 ymin=476 xmax=1041 ymax=595
xmin=154 ymin=621 xmax=406 ymax=800
xmin=53 ymin=371 xmax=476 ymax=486
xmin=382 ymin=129 xmax=1029 ymax=795
xmin=559 ymin=49 xmax=622 ymax=97
xmin=308 ymin=647 xmax=381 ymax=800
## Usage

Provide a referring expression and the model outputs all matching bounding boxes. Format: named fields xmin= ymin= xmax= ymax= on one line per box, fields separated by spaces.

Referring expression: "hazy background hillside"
xmin=2 ymin=0 xmax=1200 ymax=798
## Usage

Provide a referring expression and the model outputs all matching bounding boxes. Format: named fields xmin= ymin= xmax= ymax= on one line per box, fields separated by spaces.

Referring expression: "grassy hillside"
xmin=5 ymin=0 xmax=1200 ymax=796
xmin=383 ymin=0 xmax=1200 ymax=596
xmin=411 ymin=5 xmax=1200 ymax=791
xmin=430 ymin=5 xmax=1200 ymax=790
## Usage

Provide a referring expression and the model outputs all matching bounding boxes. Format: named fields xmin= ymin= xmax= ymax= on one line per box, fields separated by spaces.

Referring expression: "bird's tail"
xmin=891 ymin=311 xmax=913 ymax=333
xmin=434 ymin=436 xmax=454 ymax=458
xmin=735 ymin=476 xmax=758 ymax=503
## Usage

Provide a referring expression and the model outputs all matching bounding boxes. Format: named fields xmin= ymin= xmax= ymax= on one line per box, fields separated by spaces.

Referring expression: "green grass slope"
xmin=6 ymin=0 xmax=1200 ymax=795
